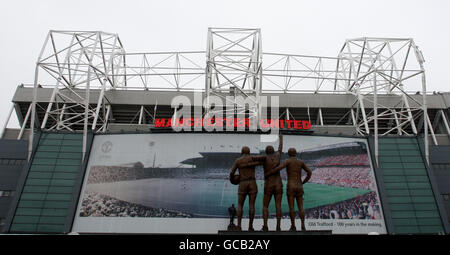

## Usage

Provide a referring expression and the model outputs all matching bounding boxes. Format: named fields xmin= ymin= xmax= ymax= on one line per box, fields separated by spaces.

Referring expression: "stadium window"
xmin=0 ymin=159 xmax=25 ymax=165
xmin=0 ymin=191 xmax=15 ymax=197
xmin=433 ymin=164 xmax=443 ymax=170
xmin=15 ymin=159 xmax=24 ymax=165
xmin=443 ymin=194 xmax=450 ymax=201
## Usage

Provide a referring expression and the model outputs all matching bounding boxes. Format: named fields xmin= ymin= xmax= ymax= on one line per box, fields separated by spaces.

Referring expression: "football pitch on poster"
xmin=85 ymin=178 xmax=371 ymax=217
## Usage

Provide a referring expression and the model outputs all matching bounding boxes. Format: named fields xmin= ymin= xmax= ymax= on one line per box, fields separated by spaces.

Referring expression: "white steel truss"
xmin=205 ymin=28 xmax=263 ymax=123
xmin=28 ymin=30 xmax=125 ymax=160
xmin=334 ymin=38 xmax=429 ymax=162
xmin=21 ymin=29 xmax=441 ymax=164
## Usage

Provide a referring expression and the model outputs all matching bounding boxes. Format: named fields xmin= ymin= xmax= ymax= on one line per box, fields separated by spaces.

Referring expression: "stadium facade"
xmin=0 ymin=28 xmax=449 ymax=234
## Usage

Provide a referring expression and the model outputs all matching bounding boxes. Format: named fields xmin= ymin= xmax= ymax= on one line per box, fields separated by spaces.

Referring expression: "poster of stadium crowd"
xmin=72 ymin=133 xmax=387 ymax=234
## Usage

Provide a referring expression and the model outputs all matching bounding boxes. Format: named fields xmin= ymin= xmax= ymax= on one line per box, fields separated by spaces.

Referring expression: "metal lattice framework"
xmin=28 ymin=31 xmax=126 ymax=159
xmin=205 ymin=28 xmax=262 ymax=121
xmin=114 ymin=51 xmax=205 ymax=90
xmin=334 ymin=38 xmax=428 ymax=163
xmin=21 ymin=28 xmax=437 ymax=163
xmin=336 ymin=38 xmax=426 ymax=133
xmin=262 ymin=53 xmax=339 ymax=92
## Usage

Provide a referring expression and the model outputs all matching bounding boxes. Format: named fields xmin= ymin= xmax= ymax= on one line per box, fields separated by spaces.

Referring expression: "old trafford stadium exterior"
xmin=0 ymin=28 xmax=449 ymax=235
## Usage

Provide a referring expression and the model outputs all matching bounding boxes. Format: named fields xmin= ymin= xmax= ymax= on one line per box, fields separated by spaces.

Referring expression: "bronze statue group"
xmin=229 ymin=134 xmax=312 ymax=232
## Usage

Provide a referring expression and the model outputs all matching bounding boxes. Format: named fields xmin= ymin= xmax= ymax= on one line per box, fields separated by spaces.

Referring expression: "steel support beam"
xmin=1 ymin=103 xmax=15 ymax=139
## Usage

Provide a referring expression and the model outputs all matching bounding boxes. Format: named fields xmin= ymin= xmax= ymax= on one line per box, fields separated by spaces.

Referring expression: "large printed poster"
xmin=72 ymin=133 xmax=387 ymax=234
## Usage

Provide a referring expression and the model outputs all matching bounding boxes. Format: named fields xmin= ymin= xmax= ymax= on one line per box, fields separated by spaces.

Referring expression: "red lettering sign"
xmin=154 ymin=118 xmax=311 ymax=130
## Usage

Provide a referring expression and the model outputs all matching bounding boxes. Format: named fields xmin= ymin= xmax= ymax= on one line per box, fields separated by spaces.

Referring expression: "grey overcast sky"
xmin=0 ymin=0 xmax=449 ymax=128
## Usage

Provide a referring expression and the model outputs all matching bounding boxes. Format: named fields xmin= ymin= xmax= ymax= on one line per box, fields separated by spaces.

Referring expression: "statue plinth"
xmin=227 ymin=223 xmax=241 ymax=231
